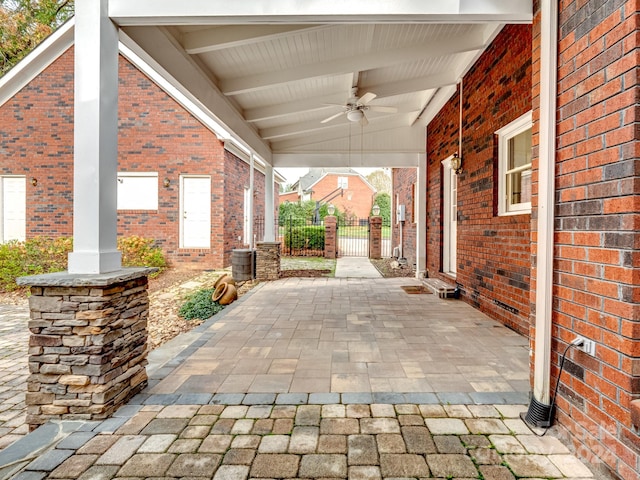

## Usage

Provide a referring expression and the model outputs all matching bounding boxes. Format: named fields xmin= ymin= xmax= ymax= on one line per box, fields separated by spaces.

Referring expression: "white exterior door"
xmin=181 ymin=176 xmax=211 ymax=248
xmin=441 ymin=159 xmax=457 ymax=275
xmin=1 ymin=176 xmax=26 ymax=243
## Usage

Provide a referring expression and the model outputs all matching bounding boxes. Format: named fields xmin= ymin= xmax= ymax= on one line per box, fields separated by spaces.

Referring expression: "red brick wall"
xmin=0 ymin=48 xmax=266 ymax=269
xmin=310 ymin=174 xmax=375 ymax=219
xmin=426 ymin=24 xmax=533 ymax=335
xmin=392 ymin=168 xmax=417 ymax=266
xmin=540 ymin=2 xmax=640 ymax=478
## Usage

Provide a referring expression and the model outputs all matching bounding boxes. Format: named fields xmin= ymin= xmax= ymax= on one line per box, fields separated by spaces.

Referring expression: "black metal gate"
xmin=337 ymin=217 xmax=369 ymax=257
xmin=279 ymin=216 xmax=324 ymax=256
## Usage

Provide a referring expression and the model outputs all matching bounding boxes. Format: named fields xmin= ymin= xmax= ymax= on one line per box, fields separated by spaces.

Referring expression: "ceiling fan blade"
xmin=360 ymin=112 xmax=369 ymax=126
xmin=320 ymin=111 xmax=346 ymax=124
xmin=369 ymin=105 xmax=398 ymax=113
xmin=358 ymin=92 xmax=377 ymax=105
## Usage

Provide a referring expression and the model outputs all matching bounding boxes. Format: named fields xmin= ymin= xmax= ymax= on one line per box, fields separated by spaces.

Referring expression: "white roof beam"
xmin=220 ymin=29 xmax=489 ymax=95
xmin=244 ymin=92 xmax=349 ymax=123
xmin=109 ymin=0 xmax=533 ymax=26
xmin=260 ymin=111 xmax=420 ymax=140
xmin=182 ymin=25 xmax=323 ymax=54
xmin=271 ymin=115 xmax=421 ymax=150
xmin=361 ymin=72 xmax=459 ymax=99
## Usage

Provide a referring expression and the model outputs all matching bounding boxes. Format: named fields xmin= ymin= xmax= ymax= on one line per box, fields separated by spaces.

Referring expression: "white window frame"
xmin=496 ymin=111 xmax=532 ymax=216
xmin=117 ymin=172 xmax=159 ymax=210
xmin=337 ymin=176 xmax=348 ymax=189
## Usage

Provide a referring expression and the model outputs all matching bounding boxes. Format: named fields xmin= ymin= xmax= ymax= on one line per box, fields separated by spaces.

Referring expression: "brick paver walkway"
xmin=0 ymin=273 xmax=595 ymax=478
xmin=12 ymin=400 xmax=594 ymax=479
xmin=0 ymin=304 xmax=29 ymax=450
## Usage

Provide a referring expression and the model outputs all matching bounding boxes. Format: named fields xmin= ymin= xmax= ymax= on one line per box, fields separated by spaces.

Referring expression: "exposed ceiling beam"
xmin=109 ymin=0 xmax=533 ymax=26
xmin=244 ymin=92 xmax=349 ymax=123
xmin=220 ymin=29 xmax=488 ymax=95
xmin=260 ymin=111 xmax=420 ymax=140
xmin=361 ymin=72 xmax=458 ymax=99
xmin=271 ymin=115 xmax=422 ymax=151
xmin=273 ymin=152 xmax=421 ymax=168
xmin=182 ymin=25 xmax=323 ymax=54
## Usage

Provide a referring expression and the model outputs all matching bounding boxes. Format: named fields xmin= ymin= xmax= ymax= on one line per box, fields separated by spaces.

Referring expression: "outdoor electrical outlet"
xmin=575 ymin=335 xmax=596 ymax=356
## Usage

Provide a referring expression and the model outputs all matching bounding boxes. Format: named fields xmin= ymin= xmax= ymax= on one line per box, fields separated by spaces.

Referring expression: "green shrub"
xmin=284 ymin=226 xmax=325 ymax=250
xmin=0 ymin=235 xmax=167 ymax=292
xmin=178 ymin=288 xmax=225 ymax=321
xmin=118 ymin=236 xmax=167 ymax=273
xmin=0 ymin=237 xmax=73 ymax=291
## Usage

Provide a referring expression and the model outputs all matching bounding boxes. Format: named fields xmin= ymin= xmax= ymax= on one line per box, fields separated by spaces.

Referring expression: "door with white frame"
xmin=441 ymin=158 xmax=457 ymax=276
xmin=1 ymin=176 xmax=26 ymax=243
xmin=180 ymin=176 xmax=211 ymax=248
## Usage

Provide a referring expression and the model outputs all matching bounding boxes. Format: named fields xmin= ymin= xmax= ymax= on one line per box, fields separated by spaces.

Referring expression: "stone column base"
xmin=256 ymin=242 xmax=281 ymax=281
xmin=17 ymin=268 xmax=155 ymax=429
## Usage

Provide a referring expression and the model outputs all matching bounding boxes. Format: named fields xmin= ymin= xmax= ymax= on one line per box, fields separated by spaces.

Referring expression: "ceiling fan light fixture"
xmin=346 ymin=109 xmax=364 ymax=122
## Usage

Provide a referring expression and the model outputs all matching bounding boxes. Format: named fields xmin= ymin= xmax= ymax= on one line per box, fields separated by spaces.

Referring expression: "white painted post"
xmin=533 ymin=0 xmax=558 ymax=404
xmin=68 ymin=0 xmax=122 ymax=274
xmin=264 ymin=165 xmax=275 ymax=242
xmin=248 ymin=153 xmax=255 ymax=247
xmin=415 ymin=155 xmax=427 ymax=278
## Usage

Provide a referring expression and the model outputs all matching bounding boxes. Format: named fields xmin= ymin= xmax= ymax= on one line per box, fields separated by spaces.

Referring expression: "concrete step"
xmin=422 ymin=278 xmax=457 ymax=298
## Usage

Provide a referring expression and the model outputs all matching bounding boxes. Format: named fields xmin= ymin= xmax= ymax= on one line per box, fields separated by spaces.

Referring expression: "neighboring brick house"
xmin=393 ymin=4 xmax=640 ymax=477
xmin=0 ymin=25 xmax=277 ymax=269
xmin=283 ymin=168 xmax=376 ymax=219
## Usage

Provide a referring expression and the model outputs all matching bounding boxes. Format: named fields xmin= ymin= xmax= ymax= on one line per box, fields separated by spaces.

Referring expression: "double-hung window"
xmin=496 ymin=112 xmax=532 ymax=215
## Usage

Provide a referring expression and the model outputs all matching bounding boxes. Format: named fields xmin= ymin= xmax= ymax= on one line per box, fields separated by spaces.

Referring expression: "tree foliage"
xmin=372 ymin=192 xmax=391 ymax=224
xmin=0 ymin=0 xmax=74 ymax=76
xmin=366 ymin=169 xmax=391 ymax=195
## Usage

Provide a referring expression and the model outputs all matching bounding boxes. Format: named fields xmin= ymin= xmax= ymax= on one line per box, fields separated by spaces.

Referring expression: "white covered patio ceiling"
xmin=110 ymin=1 xmax=532 ymax=168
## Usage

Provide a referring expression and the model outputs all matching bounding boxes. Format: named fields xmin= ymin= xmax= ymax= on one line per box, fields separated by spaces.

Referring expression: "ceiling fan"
xmin=320 ymin=89 xmax=397 ymax=126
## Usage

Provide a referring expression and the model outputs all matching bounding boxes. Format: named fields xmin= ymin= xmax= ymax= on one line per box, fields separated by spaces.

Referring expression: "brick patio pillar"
xmin=17 ymin=268 xmax=155 ymax=430
xmin=369 ymin=216 xmax=382 ymax=259
xmin=256 ymin=241 xmax=280 ymax=280
xmin=324 ymin=216 xmax=338 ymax=259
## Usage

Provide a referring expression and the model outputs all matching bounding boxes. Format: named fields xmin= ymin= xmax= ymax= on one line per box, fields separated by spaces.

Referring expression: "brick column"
xmin=324 ymin=216 xmax=337 ymax=259
xmin=17 ymin=268 xmax=155 ymax=429
xmin=256 ymin=241 xmax=280 ymax=280
xmin=369 ymin=216 xmax=382 ymax=259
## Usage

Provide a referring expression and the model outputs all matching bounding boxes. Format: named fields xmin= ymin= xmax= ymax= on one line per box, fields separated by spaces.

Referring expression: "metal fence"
xmin=337 ymin=217 xmax=370 ymax=257
xmin=254 ymin=215 xmax=392 ymax=257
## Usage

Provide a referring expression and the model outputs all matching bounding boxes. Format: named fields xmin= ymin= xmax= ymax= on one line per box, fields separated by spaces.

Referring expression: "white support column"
xmin=68 ymin=0 xmax=122 ymax=274
xmin=264 ymin=165 xmax=275 ymax=242
xmin=533 ymin=0 xmax=558 ymax=404
xmin=415 ymin=155 xmax=427 ymax=278
xmin=248 ymin=153 xmax=255 ymax=247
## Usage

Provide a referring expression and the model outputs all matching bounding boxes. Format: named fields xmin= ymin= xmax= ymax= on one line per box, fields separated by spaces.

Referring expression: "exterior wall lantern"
xmin=450 ymin=152 xmax=462 ymax=174
xmin=31 ymin=177 xmax=38 ymax=186
xmin=327 ymin=204 xmax=335 ymax=215
xmin=372 ymin=204 xmax=381 ymax=216
xmin=163 ymin=178 xmax=171 ymax=188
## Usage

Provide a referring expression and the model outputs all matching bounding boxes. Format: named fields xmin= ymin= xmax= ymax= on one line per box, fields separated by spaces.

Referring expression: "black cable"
xmin=530 ymin=341 xmax=579 ymax=437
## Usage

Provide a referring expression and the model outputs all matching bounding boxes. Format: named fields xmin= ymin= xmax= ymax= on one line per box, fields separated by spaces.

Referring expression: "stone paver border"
xmin=1 ymin=398 xmax=595 ymax=480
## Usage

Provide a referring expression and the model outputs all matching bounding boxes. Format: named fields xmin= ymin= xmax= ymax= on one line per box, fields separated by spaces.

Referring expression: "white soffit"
xmin=107 ymin=1 xmax=532 ymax=168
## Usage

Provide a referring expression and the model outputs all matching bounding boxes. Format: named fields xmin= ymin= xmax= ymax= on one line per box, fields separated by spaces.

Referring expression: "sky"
xmin=275 ymin=167 xmax=389 ymax=185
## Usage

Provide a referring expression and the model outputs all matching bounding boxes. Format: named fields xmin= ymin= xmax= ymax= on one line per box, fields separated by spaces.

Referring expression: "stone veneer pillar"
xmin=256 ymin=242 xmax=281 ymax=281
xmin=369 ymin=216 xmax=382 ymax=259
xmin=17 ymin=268 xmax=155 ymax=429
xmin=324 ymin=216 xmax=338 ymax=259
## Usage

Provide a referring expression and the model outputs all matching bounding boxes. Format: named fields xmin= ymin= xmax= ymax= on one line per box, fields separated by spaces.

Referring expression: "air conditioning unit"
xmin=392 ymin=246 xmax=400 ymax=258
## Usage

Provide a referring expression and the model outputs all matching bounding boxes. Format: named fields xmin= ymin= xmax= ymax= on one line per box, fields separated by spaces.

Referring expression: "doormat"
xmin=401 ymin=285 xmax=432 ymax=294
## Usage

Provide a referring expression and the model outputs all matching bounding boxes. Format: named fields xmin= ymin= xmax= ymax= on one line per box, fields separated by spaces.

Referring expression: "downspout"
xmin=528 ymin=0 xmax=558 ymax=423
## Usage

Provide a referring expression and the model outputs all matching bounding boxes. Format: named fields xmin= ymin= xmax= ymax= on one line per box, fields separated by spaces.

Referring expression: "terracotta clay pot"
xmin=214 ymin=273 xmax=236 ymax=289
xmin=212 ymin=282 xmax=237 ymax=305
